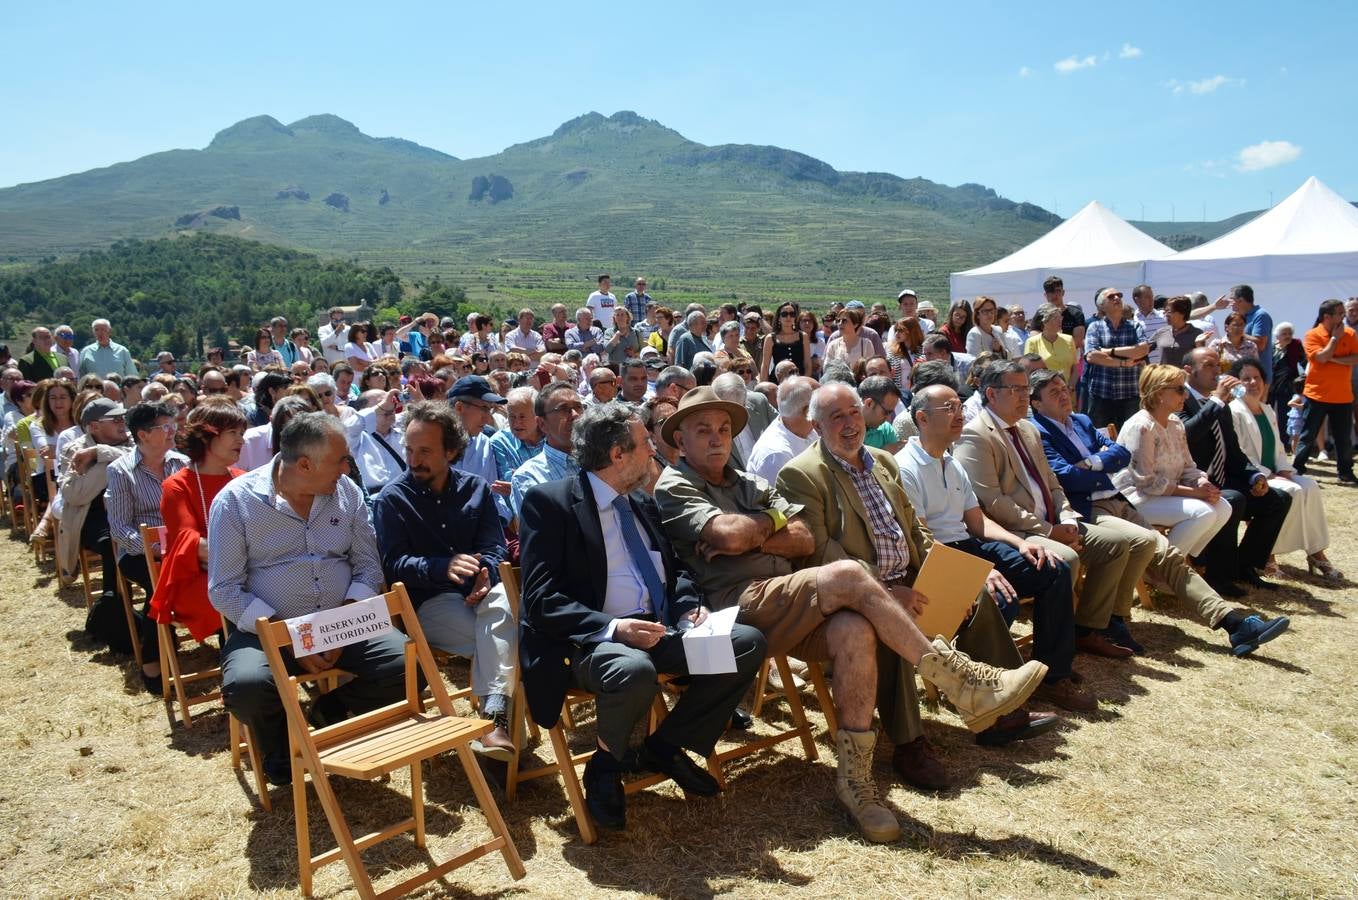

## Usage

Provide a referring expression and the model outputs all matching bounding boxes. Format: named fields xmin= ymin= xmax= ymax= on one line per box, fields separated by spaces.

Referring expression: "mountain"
xmin=0 ymin=111 xmax=1062 ymax=305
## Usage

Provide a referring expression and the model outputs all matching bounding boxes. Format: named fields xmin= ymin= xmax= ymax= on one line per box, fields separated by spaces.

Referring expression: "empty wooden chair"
xmin=257 ymin=582 xmax=525 ymax=898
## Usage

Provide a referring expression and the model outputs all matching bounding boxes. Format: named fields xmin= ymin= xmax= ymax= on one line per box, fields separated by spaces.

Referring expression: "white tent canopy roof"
xmin=1146 ymin=177 xmax=1358 ymax=329
xmin=1171 ymin=177 xmax=1358 ymax=260
xmin=950 ymin=202 xmax=1174 ymax=311
xmin=959 ymin=201 xmax=1175 ymax=275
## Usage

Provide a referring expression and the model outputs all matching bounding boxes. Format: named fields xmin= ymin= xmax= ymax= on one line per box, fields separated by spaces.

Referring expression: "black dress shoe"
xmin=976 ymin=709 xmax=1062 ymax=747
xmin=307 ymin=692 xmax=349 ymax=730
xmin=141 ymin=671 xmax=163 ymax=696
xmin=263 ymin=750 xmax=293 ymax=787
xmin=582 ymin=751 xmax=626 ymax=830
xmin=1238 ymin=570 xmax=1273 ymax=589
xmin=1207 ymin=577 xmax=1246 ymax=598
xmin=729 ymin=707 xmax=753 ymax=730
xmin=637 ymin=741 xmax=720 ymax=796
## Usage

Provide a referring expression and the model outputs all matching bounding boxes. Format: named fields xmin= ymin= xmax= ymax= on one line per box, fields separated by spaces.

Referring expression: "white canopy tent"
xmin=1146 ymin=177 xmax=1358 ymax=331
xmin=949 ymin=201 xmax=1175 ymax=313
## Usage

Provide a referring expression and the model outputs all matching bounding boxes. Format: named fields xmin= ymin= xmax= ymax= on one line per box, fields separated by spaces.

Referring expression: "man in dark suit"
xmin=519 ymin=402 xmax=765 ymax=831
xmin=1178 ymin=348 xmax=1291 ymax=593
xmin=16 ymin=326 xmax=60 ymax=383
xmin=1031 ymin=368 xmax=1287 ymax=656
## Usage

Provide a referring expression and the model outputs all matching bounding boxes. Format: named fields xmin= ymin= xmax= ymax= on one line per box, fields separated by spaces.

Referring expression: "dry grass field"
xmin=2 ymin=466 xmax=1356 ymax=899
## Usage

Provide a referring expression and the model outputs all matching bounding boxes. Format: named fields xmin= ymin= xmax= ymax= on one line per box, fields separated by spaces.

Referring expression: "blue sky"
xmin=4 ymin=0 xmax=1353 ymax=222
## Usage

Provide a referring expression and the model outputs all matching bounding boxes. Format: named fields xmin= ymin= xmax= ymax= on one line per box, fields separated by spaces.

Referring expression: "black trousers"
xmin=1293 ymin=398 xmax=1354 ymax=478
xmin=1087 ymin=395 xmax=1141 ymax=432
xmin=1198 ymin=484 xmax=1292 ymax=581
xmin=947 ymin=537 xmax=1075 ymax=682
xmin=80 ymin=499 xmax=157 ymax=662
xmin=572 ymin=623 xmax=765 ymax=761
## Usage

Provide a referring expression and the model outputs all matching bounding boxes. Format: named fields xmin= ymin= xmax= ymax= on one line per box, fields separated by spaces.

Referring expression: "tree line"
xmin=0 ymin=234 xmax=469 ymax=362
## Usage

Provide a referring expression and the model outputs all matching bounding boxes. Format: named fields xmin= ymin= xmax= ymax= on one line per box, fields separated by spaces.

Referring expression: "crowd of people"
xmin=4 ymin=272 xmax=1348 ymax=852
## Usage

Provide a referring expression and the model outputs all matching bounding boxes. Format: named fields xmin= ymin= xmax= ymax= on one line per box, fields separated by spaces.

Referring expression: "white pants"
xmin=1269 ymin=474 xmax=1329 ymax=556
xmin=1135 ymin=495 xmax=1234 ymax=558
xmin=417 ymin=583 xmax=517 ymax=703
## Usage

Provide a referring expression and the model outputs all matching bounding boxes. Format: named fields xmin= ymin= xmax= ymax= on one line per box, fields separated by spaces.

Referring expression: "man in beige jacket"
xmin=954 ymin=360 xmax=1146 ymax=658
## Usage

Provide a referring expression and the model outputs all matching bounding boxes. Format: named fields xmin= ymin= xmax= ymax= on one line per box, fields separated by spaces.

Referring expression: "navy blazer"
xmin=1177 ymin=391 xmax=1262 ymax=493
xmin=1030 ymin=411 xmax=1130 ymax=519
xmin=518 ymin=471 xmax=701 ymax=728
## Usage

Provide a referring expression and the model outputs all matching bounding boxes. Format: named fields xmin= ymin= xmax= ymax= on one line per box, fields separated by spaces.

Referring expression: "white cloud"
xmin=1235 ymin=140 xmax=1302 ymax=172
xmin=1018 ymin=66 xmax=1032 ymax=77
xmin=1054 ymin=55 xmax=1097 ymax=74
xmin=1119 ymin=42 xmax=1143 ymax=59
xmin=1164 ymin=74 xmax=1243 ymax=95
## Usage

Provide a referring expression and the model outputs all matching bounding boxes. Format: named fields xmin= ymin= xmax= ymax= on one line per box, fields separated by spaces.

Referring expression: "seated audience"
xmin=655 ymin=387 xmax=1047 ymax=842
xmin=519 ymin=402 xmax=765 ymax=830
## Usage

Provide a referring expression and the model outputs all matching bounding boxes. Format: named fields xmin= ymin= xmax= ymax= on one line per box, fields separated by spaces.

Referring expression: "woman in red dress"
xmin=151 ymin=397 xmax=248 ymax=641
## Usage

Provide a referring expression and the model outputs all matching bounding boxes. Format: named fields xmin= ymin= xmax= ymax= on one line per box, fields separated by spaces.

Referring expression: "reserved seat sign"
xmin=286 ymin=597 xmax=394 ymax=657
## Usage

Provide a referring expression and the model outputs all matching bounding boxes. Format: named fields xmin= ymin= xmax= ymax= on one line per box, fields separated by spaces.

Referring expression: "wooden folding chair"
xmin=73 ymin=542 xmax=103 ymax=606
xmin=14 ymin=447 xmax=37 ymax=540
xmin=257 ymin=582 xmax=525 ymax=898
xmin=114 ymin=548 xmax=146 ymax=671
xmin=746 ymin=655 xmax=838 ymax=744
xmin=140 ymin=523 xmax=224 ymax=728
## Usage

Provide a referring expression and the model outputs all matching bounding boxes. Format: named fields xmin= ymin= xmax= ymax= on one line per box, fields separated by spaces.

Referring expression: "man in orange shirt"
xmin=1294 ymin=298 xmax=1358 ymax=483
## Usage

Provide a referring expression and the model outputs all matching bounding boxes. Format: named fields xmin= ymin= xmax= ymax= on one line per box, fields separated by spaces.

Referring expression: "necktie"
xmin=1007 ymin=425 xmax=1058 ymax=524
xmin=1207 ymin=417 xmax=1227 ymax=487
xmin=611 ymin=494 xmax=667 ymax=623
xmin=372 ymin=432 xmax=407 ymax=470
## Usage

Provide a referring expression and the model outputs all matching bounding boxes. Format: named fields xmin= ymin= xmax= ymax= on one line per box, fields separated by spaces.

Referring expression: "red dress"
xmin=151 ymin=466 xmax=242 ymax=641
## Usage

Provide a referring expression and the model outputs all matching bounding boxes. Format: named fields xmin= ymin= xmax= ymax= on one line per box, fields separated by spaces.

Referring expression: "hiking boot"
xmin=917 ymin=637 xmax=1047 ymax=733
xmin=834 ymin=729 xmax=900 ymax=843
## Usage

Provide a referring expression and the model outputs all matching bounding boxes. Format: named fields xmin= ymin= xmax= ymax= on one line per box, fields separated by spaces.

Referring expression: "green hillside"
xmin=0 ymin=111 xmax=1062 ymax=308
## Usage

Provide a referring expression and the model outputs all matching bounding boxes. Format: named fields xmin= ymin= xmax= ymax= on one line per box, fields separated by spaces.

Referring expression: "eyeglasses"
xmin=1170 ymin=385 xmax=1188 ymax=394
xmin=779 ymin=311 xmax=797 ymax=318
xmin=990 ymin=384 xmax=1028 ymax=394
xmin=736 ymin=368 xmax=755 ymax=376
xmin=319 ymin=389 xmax=335 ymax=398
xmin=545 ymin=402 xmax=584 ymax=416
xmin=152 ymin=422 xmax=178 ymax=435
xmin=56 ymin=332 xmax=73 ymax=339
xmin=926 ymin=401 xmax=964 ymax=415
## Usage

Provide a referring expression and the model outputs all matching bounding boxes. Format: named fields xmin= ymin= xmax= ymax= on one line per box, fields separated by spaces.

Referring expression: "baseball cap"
xmin=80 ymin=397 xmax=127 ymax=426
xmin=897 ymin=289 xmax=917 ymax=300
xmin=845 ymin=300 xmax=866 ymax=310
xmin=446 ymin=375 xmax=506 ymax=405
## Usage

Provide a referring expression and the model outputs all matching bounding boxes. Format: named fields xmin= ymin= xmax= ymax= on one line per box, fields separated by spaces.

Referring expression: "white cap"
xmin=897 ymin=289 xmax=917 ymax=300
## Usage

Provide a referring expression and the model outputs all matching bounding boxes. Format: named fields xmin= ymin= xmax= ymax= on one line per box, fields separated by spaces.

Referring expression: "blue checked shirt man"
xmin=624 ymin=278 xmax=652 ymax=325
xmin=208 ymin=414 xmax=406 ymax=785
xmin=509 ymin=382 xmax=584 ymax=515
xmin=1082 ymin=288 xmax=1150 ymax=431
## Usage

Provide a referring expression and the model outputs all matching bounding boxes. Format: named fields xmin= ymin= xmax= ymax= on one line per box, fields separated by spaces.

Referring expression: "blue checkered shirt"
xmin=207 ymin=458 xmax=383 ymax=633
xmin=510 ymin=443 xmax=578 ymax=515
xmin=488 ymin=428 xmax=543 ymax=481
xmin=1083 ymin=316 xmax=1147 ymax=400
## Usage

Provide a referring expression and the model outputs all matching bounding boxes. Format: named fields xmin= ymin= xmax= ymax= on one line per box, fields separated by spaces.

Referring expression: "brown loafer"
xmin=891 ymin=736 xmax=951 ymax=791
xmin=1032 ymin=677 xmax=1099 ymax=713
xmin=1075 ymin=632 xmax=1134 ymax=659
xmin=471 ymin=724 xmax=515 ymax=762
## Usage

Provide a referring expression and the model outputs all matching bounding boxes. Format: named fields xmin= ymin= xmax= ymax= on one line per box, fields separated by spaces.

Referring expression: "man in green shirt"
xmin=17 ymin=326 xmax=62 ymax=382
xmin=858 ymin=376 xmax=904 ymax=453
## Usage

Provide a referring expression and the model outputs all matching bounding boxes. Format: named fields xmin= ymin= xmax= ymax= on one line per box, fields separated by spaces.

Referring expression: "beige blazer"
xmin=953 ymin=408 xmax=1076 ymax=537
xmin=776 ymin=439 xmax=932 ymax=581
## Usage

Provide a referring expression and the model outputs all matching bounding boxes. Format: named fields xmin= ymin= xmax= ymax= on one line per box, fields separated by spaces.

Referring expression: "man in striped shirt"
xmin=105 ymin=401 xmax=187 ymax=691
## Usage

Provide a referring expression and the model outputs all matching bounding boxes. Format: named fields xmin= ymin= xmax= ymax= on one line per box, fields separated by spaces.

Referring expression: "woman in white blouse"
xmin=965 ymin=296 xmax=1009 ymax=359
xmin=1226 ymin=357 xmax=1338 ymax=580
xmin=1113 ymin=364 xmax=1234 ymax=557
xmin=824 ymin=308 xmax=874 ymax=369
xmin=343 ymin=322 xmax=373 ymax=373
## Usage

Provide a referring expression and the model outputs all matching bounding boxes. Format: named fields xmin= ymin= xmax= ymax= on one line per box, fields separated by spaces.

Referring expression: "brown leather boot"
xmin=891 ymin=736 xmax=951 ymax=791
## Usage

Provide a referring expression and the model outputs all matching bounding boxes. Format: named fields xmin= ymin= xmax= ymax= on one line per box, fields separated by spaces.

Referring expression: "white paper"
xmin=286 ymin=596 xmax=394 ymax=657
xmin=682 ymin=605 xmax=740 ymax=675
